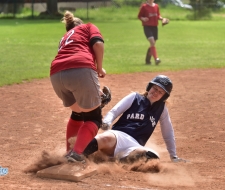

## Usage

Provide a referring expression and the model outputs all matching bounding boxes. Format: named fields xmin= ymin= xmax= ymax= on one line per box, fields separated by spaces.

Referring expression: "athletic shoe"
xmin=155 ymin=58 xmax=161 ymax=65
xmin=66 ymin=150 xmax=85 ymax=163
xmin=145 ymin=151 xmax=159 ymax=160
xmin=119 ymin=150 xmax=159 ymax=164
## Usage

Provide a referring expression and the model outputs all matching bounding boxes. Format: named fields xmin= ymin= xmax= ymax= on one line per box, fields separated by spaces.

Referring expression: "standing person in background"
xmin=138 ymin=0 xmax=167 ymax=65
xmin=50 ymin=11 xmax=107 ymax=163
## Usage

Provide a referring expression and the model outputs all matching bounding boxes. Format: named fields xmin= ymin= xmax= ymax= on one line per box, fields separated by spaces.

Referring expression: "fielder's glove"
xmin=101 ymin=122 xmax=110 ymax=130
xmin=162 ymin=18 xmax=169 ymax=26
xmin=100 ymin=86 xmax=111 ymax=109
xmin=171 ymin=156 xmax=187 ymax=163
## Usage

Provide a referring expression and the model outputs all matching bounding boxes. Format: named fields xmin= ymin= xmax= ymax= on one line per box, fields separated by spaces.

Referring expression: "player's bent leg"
xmin=96 ymin=131 xmax=117 ymax=156
xmin=149 ymin=37 xmax=155 ymax=47
xmin=66 ymin=111 xmax=84 ymax=152
xmin=145 ymin=47 xmax=151 ymax=65
xmin=83 ymin=131 xmax=117 ymax=157
xmin=83 ymin=138 xmax=98 ymax=156
xmin=66 ymin=107 xmax=102 ymax=163
xmin=83 ymin=106 xmax=102 ymax=128
xmin=149 ymin=38 xmax=161 ymax=65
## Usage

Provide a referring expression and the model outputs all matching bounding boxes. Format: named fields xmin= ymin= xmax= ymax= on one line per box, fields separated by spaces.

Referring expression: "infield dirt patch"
xmin=0 ymin=69 xmax=225 ymax=190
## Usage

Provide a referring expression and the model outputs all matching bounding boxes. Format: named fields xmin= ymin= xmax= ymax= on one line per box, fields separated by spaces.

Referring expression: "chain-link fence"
xmin=0 ymin=0 xmax=224 ymax=18
xmin=0 ymin=0 xmax=111 ymax=16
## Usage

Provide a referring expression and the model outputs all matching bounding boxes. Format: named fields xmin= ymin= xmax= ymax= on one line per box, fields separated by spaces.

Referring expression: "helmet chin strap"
xmin=160 ymin=94 xmax=169 ymax=102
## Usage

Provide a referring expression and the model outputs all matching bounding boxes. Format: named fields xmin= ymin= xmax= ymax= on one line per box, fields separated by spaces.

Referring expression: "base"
xmin=37 ymin=162 xmax=97 ymax=182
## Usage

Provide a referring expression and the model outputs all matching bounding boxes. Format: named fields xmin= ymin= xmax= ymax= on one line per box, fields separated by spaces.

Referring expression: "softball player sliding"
xmin=83 ymin=75 xmax=186 ymax=163
xmin=138 ymin=0 xmax=167 ymax=65
xmin=50 ymin=11 xmax=106 ymax=163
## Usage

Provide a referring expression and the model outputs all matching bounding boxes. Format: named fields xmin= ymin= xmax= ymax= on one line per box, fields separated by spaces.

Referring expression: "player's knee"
xmin=95 ymin=132 xmax=116 ymax=152
xmin=70 ymin=111 xmax=83 ymax=121
xmin=97 ymin=135 xmax=112 ymax=147
xmin=83 ymin=138 xmax=98 ymax=156
xmin=82 ymin=106 xmax=102 ymax=129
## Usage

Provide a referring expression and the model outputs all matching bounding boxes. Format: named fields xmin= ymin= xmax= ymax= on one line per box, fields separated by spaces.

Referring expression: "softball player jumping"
xmin=83 ymin=75 xmax=186 ymax=163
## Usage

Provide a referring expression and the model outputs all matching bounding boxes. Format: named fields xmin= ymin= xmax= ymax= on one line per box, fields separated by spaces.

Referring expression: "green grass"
xmin=69 ymin=5 xmax=225 ymax=21
xmin=100 ymin=20 xmax=225 ymax=72
xmin=0 ymin=5 xmax=225 ymax=87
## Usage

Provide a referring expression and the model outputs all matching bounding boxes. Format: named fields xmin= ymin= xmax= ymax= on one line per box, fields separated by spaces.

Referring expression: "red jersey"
xmin=50 ymin=23 xmax=103 ymax=76
xmin=138 ymin=3 xmax=161 ymax=26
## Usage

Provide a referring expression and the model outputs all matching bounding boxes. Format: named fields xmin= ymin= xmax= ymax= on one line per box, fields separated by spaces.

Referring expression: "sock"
xmin=66 ymin=118 xmax=84 ymax=151
xmin=148 ymin=47 xmax=152 ymax=58
xmin=148 ymin=47 xmax=151 ymax=56
xmin=150 ymin=46 xmax=158 ymax=60
xmin=73 ymin=121 xmax=98 ymax=154
xmin=66 ymin=111 xmax=84 ymax=152
xmin=83 ymin=138 xmax=98 ymax=156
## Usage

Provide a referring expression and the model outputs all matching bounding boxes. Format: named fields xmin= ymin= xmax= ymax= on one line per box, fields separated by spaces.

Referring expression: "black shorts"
xmin=143 ymin=26 xmax=158 ymax=41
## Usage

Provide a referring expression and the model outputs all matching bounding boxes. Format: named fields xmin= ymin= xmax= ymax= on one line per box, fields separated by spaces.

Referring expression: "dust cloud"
xmin=23 ymin=149 xmax=201 ymax=188
xmin=24 ymin=150 xmax=67 ymax=173
xmin=144 ymin=162 xmax=200 ymax=187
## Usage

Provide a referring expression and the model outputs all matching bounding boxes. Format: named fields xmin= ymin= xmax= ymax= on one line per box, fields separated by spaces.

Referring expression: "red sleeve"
xmin=137 ymin=3 xmax=145 ymax=20
xmin=87 ymin=23 xmax=103 ymax=41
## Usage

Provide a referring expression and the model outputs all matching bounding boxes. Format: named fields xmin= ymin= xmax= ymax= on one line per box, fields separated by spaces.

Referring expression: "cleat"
xmin=145 ymin=151 xmax=159 ymax=160
xmin=155 ymin=58 xmax=161 ymax=65
xmin=66 ymin=150 xmax=86 ymax=163
xmin=119 ymin=150 xmax=159 ymax=164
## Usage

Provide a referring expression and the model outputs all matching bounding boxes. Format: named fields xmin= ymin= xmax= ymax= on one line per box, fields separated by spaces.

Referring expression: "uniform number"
xmin=58 ymin=29 xmax=75 ymax=51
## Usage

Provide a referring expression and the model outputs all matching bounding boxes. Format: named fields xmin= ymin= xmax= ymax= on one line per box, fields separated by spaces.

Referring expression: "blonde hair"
xmin=61 ymin=11 xmax=83 ymax=31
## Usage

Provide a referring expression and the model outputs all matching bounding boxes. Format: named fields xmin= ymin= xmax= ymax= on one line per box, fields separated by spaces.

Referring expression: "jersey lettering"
xmin=58 ymin=29 xmax=75 ymax=51
xmin=149 ymin=13 xmax=157 ymax=17
xmin=127 ymin=113 xmax=144 ymax=120
xmin=150 ymin=116 xmax=156 ymax=127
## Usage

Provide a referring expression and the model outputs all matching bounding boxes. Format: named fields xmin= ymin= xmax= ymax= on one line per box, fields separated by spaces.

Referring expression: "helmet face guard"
xmin=146 ymin=75 xmax=173 ymax=101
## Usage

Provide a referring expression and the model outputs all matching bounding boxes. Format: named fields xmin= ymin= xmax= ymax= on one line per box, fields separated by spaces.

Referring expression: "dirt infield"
xmin=0 ymin=69 xmax=225 ymax=190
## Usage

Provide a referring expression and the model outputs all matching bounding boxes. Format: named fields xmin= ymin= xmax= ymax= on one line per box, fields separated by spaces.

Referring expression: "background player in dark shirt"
xmin=84 ymin=75 xmax=186 ymax=163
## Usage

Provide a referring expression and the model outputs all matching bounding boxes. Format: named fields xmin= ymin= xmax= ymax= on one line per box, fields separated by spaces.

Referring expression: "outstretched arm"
xmin=103 ymin=92 xmax=136 ymax=127
xmin=160 ymin=106 xmax=187 ymax=162
xmin=159 ymin=106 xmax=177 ymax=158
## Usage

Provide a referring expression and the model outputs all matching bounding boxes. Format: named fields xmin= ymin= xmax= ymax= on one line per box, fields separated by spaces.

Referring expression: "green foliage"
xmin=189 ymin=0 xmax=214 ymax=19
xmin=112 ymin=0 xmax=143 ymax=7
xmin=190 ymin=0 xmax=216 ymax=9
xmin=184 ymin=0 xmax=225 ymax=19
xmin=187 ymin=7 xmax=212 ymax=19
xmin=1 ymin=3 xmax=224 ymax=21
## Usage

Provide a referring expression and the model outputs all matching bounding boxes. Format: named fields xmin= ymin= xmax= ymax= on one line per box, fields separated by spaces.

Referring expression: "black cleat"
xmin=155 ymin=58 xmax=161 ymax=65
xmin=66 ymin=150 xmax=85 ymax=163
xmin=145 ymin=151 xmax=159 ymax=160
xmin=119 ymin=150 xmax=159 ymax=164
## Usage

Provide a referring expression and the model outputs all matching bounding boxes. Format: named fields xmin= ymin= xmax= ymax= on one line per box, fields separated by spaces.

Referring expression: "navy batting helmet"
xmin=146 ymin=75 xmax=173 ymax=101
